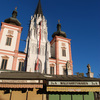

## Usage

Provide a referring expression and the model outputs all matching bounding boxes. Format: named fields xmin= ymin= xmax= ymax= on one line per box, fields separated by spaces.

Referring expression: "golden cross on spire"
xmin=15 ymin=7 xmax=17 ymax=11
xmin=58 ymin=19 xmax=60 ymax=24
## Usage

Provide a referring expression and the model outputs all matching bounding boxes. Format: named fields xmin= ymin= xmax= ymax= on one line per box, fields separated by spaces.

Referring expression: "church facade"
xmin=0 ymin=1 xmax=100 ymax=100
xmin=0 ymin=0 xmax=73 ymax=75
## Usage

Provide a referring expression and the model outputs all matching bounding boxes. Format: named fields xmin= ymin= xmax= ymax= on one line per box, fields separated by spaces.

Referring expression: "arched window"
xmin=35 ymin=59 xmax=42 ymax=72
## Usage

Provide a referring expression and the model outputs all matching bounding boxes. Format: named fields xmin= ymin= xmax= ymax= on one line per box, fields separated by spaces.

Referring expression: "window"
xmin=62 ymin=49 xmax=66 ymax=57
xmin=1 ymin=59 xmax=8 ymax=70
xmin=35 ymin=59 xmax=42 ymax=72
xmin=63 ymin=68 xmax=66 ymax=75
xmin=18 ymin=61 xmax=25 ymax=71
xmin=50 ymin=67 xmax=54 ymax=75
xmin=6 ymin=37 xmax=12 ymax=46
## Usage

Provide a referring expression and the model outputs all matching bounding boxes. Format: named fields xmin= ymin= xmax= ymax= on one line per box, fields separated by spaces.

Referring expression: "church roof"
xmin=4 ymin=8 xmax=21 ymax=26
xmin=34 ymin=0 xmax=43 ymax=16
xmin=0 ymin=71 xmax=99 ymax=81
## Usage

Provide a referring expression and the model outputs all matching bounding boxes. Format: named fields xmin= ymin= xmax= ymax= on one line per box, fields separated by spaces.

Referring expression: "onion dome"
xmin=4 ymin=7 xmax=21 ymax=26
xmin=52 ymin=20 xmax=67 ymax=38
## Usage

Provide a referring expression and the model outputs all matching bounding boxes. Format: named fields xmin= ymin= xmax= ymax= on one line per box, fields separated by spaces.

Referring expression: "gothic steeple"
xmin=34 ymin=0 xmax=43 ymax=16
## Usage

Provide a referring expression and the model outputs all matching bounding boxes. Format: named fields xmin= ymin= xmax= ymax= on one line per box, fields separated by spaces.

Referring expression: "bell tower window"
xmin=62 ymin=48 xmax=66 ymax=57
xmin=61 ymin=44 xmax=66 ymax=57
xmin=6 ymin=37 xmax=12 ymax=46
xmin=6 ymin=35 xmax=13 ymax=46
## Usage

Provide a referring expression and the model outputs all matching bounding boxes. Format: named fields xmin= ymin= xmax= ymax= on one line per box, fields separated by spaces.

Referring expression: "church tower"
xmin=25 ymin=0 xmax=51 ymax=73
xmin=50 ymin=21 xmax=73 ymax=75
xmin=0 ymin=8 xmax=24 ymax=71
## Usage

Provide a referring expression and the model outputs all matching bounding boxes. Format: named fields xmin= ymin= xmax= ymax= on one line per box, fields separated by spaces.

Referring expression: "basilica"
xmin=0 ymin=0 xmax=73 ymax=75
xmin=0 ymin=0 xmax=100 ymax=100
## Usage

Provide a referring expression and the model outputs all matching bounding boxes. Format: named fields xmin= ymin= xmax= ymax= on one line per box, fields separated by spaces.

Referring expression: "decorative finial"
xmin=57 ymin=20 xmax=61 ymax=31
xmin=15 ymin=7 xmax=17 ymax=11
xmin=12 ymin=7 xmax=17 ymax=18
xmin=58 ymin=19 xmax=60 ymax=24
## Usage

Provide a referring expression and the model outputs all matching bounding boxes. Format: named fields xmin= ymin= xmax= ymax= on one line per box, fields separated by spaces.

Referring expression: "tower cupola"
xmin=4 ymin=8 xmax=21 ymax=26
xmin=52 ymin=20 xmax=67 ymax=38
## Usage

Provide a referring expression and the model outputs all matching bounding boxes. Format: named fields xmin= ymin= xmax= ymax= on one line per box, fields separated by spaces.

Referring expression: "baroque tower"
xmin=50 ymin=21 xmax=73 ymax=75
xmin=25 ymin=0 xmax=51 ymax=73
xmin=0 ymin=8 xmax=24 ymax=71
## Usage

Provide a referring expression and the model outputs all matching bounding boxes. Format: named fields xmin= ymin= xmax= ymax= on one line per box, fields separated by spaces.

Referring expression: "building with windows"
xmin=0 ymin=0 xmax=100 ymax=100
xmin=0 ymin=0 xmax=73 ymax=75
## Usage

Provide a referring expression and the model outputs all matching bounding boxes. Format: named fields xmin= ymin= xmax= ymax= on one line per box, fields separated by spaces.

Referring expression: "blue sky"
xmin=0 ymin=0 xmax=100 ymax=77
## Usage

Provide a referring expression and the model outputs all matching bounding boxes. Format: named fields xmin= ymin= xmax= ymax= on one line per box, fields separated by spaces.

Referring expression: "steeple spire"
xmin=34 ymin=0 xmax=43 ymax=16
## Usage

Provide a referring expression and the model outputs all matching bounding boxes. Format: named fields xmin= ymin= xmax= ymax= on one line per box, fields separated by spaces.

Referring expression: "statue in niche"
xmin=66 ymin=61 xmax=71 ymax=69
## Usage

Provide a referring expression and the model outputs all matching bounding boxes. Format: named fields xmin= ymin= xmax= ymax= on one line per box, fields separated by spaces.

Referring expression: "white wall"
xmin=51 ymin=42 xmax=55 ymax=58
xmin=16 ymin=55 xmax=26 ymax=71
xmin=0 ymin=54 xmax=13 ymax=70
xmin=0 ymin=28 xmax=18 ymax=51
xmin=49 ymin=59 xmax=56 ymax=75
xmin=58 ymin=40 xmax=70 ymax=61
